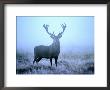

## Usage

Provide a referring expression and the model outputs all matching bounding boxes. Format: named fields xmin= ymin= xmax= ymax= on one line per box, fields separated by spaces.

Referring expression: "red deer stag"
xmin=33 ymin=23 xmax=66 ymax=67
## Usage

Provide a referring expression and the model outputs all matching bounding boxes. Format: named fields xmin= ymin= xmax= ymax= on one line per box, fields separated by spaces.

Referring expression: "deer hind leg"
xmin=33 ymin=57 xmax=42 ymax=65
xmin=50 ymin=58 xmax=52 ymax=67
xmin=55 ymin=56 xmax=58 ymax=67
xmin=33 ymin=57 xmax=37 ymax=64
xmin=36 ymin=57 xmax=42 ymax=63
xmin=33 ymin=59 xmax=36 ymax=64
xmin=33 ymin=57 xmax=38 ymax=64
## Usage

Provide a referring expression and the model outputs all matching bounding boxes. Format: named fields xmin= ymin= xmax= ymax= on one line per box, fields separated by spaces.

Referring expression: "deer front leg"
xmin=55 ymin=56 xmax=58 ymax=67
xmin=50 ymin=58 xmax=52 ymax=67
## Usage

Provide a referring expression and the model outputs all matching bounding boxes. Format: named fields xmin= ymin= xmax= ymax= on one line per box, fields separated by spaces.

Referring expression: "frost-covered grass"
xmin=16 ymin=51 xmax=94 ymax=74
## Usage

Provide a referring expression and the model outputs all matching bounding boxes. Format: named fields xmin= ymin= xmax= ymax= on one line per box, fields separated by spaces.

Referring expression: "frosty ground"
xmin=16 ymin=51 xmax=94 ymax=74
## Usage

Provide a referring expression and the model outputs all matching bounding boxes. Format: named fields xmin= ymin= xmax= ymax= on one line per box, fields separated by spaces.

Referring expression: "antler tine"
xmin=61 ymin=23 xmax=66 ymax=31
xmin=64 ymin=23 xmax=66 ymax=28
xmin=43 ymin=24 xmax=49 ymax=32
xmin=53 ymin=32 xmax=55 ymax=35
xmin=43 ymin=24 xmax=46 ymax=29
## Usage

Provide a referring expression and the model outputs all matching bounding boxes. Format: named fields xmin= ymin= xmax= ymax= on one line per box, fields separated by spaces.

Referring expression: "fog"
xmin=16 ymin=16 xmax=94 ymax=53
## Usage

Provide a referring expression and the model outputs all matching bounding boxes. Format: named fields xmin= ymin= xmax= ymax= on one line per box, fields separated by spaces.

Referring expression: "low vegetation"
xmin=16 ymin=51 xmax=94 ymax=74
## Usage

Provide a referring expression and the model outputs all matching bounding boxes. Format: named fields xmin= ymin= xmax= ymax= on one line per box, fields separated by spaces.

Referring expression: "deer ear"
xmin=58 ymin=34 xmax=62 ymax=39
xmin=50 ymin=35 xmax=54 ymax=39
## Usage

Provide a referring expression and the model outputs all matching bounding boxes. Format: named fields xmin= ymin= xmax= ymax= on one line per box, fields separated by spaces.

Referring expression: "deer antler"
xmin=43 ymin=24 xmax=54 ymax=36
xmin=57 ymin=23 xmax=66 ymax=38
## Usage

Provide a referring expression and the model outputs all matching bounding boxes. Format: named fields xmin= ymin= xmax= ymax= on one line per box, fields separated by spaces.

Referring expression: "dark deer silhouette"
xmin=33 ymin=23 xmax=66 ymax=67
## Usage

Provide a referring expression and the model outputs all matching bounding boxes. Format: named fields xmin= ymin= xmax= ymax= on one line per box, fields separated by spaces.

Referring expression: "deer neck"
xmin=50 ymin=40 xmax=60 ymax=52
xmin=53 ymin=39 xmax=60 ymax=46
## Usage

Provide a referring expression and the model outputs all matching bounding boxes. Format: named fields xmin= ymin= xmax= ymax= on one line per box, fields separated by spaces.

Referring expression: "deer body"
xmin=34 ymin=43 xmax=60 ymax=58
xmin=33 ymin=24 xmax=66 ymax=67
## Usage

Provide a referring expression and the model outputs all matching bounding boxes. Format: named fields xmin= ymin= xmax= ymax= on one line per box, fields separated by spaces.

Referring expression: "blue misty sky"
xmin=16 ymin=16 xmax=94 ymax=53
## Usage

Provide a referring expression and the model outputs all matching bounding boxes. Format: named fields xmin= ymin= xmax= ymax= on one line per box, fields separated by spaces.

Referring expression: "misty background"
xmin=16 ymin=16 xmax=94 ymax=54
